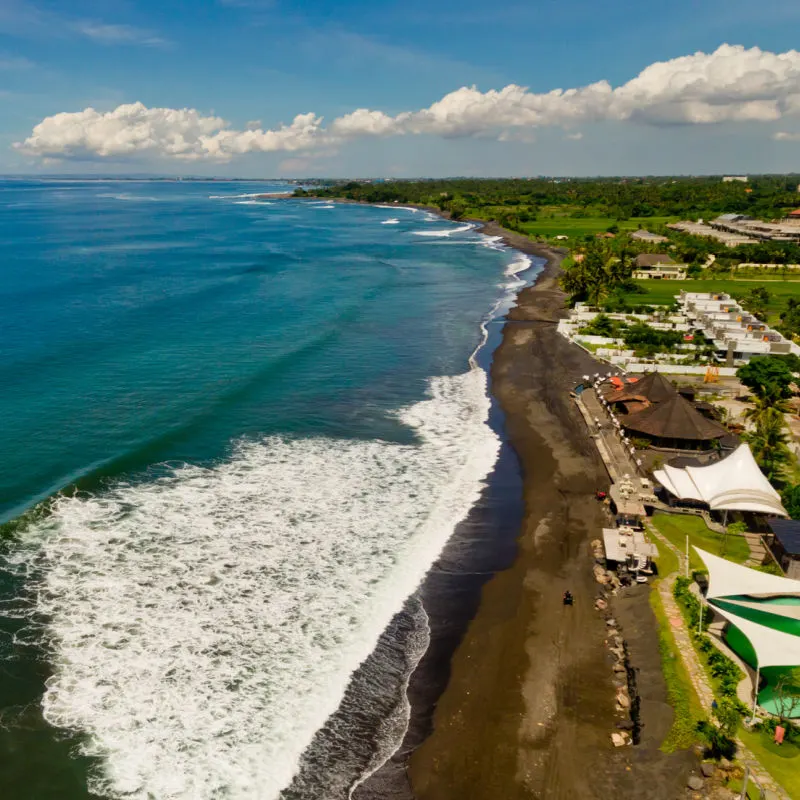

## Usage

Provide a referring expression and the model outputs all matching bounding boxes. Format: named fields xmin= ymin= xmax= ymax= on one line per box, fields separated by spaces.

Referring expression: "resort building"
xmin=604 ymin=372 xmax=729 ymax=451
xmin=668 ymin=219 xmax=758 ymax=246
xmin=722 ymin=176 xmax=749 ymax=183
xmin=767 ymin=519 xmax=800 ymax=580
xmin=694 ymin=548 xmax=800 ymax=718
xmin=706 ymin=214 xmax=800 ymax=244
xmin=631 ymin=253 xmax=688 ymax=280
xmin=680 ymin=291 xmax=800 ymax=363
xmin=620 ymin=393 xmax=728 ymax=450
xmin=654 ymin=444 xmax=788 ymax=517
xmin=631 ymin=229 xmax=668 ymax=244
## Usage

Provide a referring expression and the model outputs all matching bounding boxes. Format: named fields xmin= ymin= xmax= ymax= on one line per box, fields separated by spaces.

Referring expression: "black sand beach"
xmin=355 ymin=222 xmax=697 ymax=799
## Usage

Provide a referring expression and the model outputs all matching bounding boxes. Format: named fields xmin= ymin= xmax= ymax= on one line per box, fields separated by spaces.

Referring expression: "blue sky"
xmin=2 ymin=0 xmax=800 ymax=175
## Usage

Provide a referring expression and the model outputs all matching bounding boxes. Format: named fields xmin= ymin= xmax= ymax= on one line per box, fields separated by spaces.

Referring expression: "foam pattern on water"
xmin=9 ymin=368 xmax=499 ymax=800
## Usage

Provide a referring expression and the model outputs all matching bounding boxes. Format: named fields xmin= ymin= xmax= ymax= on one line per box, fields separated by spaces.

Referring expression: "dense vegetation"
xmin=736 ymin=355 xmax=799 ymax=495
xmin=302 ymin=176 xmax=800 ymax=224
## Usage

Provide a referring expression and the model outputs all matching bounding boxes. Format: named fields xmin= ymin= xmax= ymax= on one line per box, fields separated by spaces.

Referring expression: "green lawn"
xmin=739 ymin=727 xmax=800 ymax=799
xmin=651 ymin=513 xmax=751 ymax=571
xmin=649 ymin=542 xmax=706 ymax=752
xmin=653 ymin=534 xmax=680 ymax=579
xmin=516 ymin=215 xmax=678 ymax=239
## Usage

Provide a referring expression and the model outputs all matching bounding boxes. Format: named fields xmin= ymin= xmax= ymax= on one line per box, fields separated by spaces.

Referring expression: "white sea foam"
xmin=381 ymin=218 xmax=400 ymax=225
xmin=98 ymin=193 xmax=160 ymax=202
xmin=10 ymin=369 xmax=500 ymax=800
xmin=374 ymin=205 xmax=418 ymax=213
xmin=233 ymin=200 xmax=274 ymax=206
xmin=311 ymin=204 xmax=335 ymax=209
xmin=411 ymin=224 xmax=475 ymax=238
xmin=208 ymin=193 xmax=281 ymax=200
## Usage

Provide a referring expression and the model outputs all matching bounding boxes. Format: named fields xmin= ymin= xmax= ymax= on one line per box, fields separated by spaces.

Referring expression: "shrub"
xmin=697 ymin=720 xmax=738 ymax=760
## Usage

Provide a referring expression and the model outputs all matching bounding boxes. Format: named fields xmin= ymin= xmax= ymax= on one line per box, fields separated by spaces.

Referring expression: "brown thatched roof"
xmin=622 ymin=394 xmax=728 ymax=441
xmin=604 ymin=372 xmax=677 ymax=406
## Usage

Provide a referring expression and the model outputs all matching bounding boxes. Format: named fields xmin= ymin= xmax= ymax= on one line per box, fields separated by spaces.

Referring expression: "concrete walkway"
xmin=647 ymin=524 xmax=790 ymax=800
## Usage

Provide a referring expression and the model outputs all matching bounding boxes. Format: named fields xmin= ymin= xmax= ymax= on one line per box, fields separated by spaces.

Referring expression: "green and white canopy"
xmin=694 ymin=547 xmax=800 ymax=669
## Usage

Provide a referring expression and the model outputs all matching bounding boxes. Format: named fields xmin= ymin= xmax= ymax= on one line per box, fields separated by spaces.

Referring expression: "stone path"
xmin=647 ymin=524 xmax=790 ymax=800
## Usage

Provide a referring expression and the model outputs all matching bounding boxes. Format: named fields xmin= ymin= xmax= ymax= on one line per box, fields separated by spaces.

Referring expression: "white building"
xmin=679 ymin=291 xmax=800 ymax=364
xmin=632 ymin=253 xmax=687 ymax=280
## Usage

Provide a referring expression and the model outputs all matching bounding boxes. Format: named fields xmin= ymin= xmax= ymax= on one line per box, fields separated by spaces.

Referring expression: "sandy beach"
xmin=406 ymin=232 xmax=698 ymax=799
xmin=350 ymin=216 xmax=698 ymax=799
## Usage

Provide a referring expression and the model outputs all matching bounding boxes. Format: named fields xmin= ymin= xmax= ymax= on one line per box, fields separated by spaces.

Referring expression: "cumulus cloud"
xmin=14 ymin=103 xmax=329 ymax=161
xmin=774 ymin=131 xmax=800 ymax=141
xmin=15 ymin=44 xmax=800 ymax=161
xmin=565 ymin=132 xmax=583 ymax=141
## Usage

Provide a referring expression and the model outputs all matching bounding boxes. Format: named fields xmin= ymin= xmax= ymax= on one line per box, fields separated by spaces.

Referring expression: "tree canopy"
xmin=737 ymin=356 xmax=795 ymax=400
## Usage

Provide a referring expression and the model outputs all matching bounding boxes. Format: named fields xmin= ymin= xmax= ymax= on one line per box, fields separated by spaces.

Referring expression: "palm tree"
xmin=746 ymin=409 xmax=792 ymax=485
xmin=743 ymin=391 xmax=791 ymax=429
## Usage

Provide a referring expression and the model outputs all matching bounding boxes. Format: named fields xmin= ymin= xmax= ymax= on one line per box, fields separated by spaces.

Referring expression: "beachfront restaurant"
xmin=602 ymin=527 xmax=658 ymax=578
xmin=694 ymin=547 xmax=800 ymax=718
xmin=620 ymin=393 xmax=729 ymax=451
xmin=653 ymin=444 xmax=788 ymax=520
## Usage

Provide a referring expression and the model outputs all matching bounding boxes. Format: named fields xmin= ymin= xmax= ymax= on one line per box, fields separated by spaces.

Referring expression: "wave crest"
xmin=12 ymin=369 xmax=499 ymax=800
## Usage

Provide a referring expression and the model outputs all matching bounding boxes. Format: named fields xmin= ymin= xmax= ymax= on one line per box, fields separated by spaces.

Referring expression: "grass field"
xmin=739 ymin=727 xmax=800 ymax=798
xmin=651 ymin=513 xmax=751 ymax=570
xmin=649 ymin=538 xmax=706 ymax=752
xmin=516 ymin=215 xmax=677 ymax=239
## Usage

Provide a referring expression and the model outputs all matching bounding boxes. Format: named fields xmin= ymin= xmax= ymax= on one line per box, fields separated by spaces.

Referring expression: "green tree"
xmin=737 ymin=356 xmax=795 ymax=400
xmin=449 ymin=199 xmax=467 ymax=220
xmin=746 ymin=409 xmax=793 ymax=485
xmin=743 ymin=392 xmax=791 ymax=429
xmin=583 ymin=241 xmax=610 ymax=306
xmin=782 ymin=484 xmax=800 ymax=518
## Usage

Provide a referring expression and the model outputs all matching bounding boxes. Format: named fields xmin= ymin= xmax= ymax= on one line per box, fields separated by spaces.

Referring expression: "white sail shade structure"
xmin=694 ymin=547 xmax=800 ymax=600
xmin=710 ymin=604 xmax=800 ymax=669
xmin=654 ymin=444 xmax=787 ymax=516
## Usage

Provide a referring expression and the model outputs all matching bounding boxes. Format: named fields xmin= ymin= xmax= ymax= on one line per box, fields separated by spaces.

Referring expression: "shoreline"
xmin=348 ymin=201 xmax=697 ymax=799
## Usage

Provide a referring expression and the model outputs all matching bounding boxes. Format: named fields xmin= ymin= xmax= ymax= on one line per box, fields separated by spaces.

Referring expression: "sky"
xmin=2 ymin=0 xmax=800 ymax=176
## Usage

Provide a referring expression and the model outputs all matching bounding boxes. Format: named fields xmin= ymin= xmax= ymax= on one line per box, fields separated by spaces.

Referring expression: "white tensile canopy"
xmin=694 ymin=547 xmax=800 ymax=703
xmin=693 ymin=547 xmax=800 ymax=600
xmin=654 ymin=444 xmax=788 ymax=516
xmin=711 ymin=604 xmax=800 ymax=668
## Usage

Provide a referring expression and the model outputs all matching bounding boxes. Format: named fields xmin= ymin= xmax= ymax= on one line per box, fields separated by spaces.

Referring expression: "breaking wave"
xmin=8 ymin=368 xmax=500 ymax=800
xmin=208 ymin=192 xmax=283 ymax=200
xmin=98 ymin=193 xmax=160 ymax=202
xmin=411 ymin=224 xmax=475 ymax=237
xmin=381 ymin=219 xmax=400 ymax=225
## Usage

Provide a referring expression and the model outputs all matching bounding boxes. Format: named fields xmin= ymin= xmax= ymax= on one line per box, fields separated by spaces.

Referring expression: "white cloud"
xmin=565 ymin=132 xmax=583 ymax=141
xmin=15 ymin=44 xmax=800 ymax=161
xmin=71 ymin=22 xmax=169 ymax=47
xmin=14 ymin=103 xmax=329 ymax=161
xmin=774 ymin=131 xmax=800 ymax=141
xmin=0 ymin=2 xmax=170 ymax=47
xmin=15 ymin=103 xmax=229 ymax=160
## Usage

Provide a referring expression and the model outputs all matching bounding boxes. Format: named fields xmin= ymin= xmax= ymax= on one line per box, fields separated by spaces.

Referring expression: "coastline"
xmin=350 ymin=209 xmax=696 ymax=799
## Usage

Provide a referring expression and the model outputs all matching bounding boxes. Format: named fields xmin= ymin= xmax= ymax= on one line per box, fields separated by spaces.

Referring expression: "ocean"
xmin=0 ymin=179 xmax=538 ymax=799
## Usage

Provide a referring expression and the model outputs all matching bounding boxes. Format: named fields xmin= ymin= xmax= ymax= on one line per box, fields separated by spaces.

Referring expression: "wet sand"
xmin=404 ymin=236 xmax=697 ymax=799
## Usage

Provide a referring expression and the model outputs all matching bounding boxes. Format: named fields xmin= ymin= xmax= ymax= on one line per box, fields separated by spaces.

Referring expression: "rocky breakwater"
xmin=591 ymin=538 xmax=641 ymax=748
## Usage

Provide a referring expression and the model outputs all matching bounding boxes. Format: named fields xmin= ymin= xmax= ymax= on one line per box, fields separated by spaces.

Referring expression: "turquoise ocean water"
xmin=0 ymin=179 xmax=534 ymax=799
